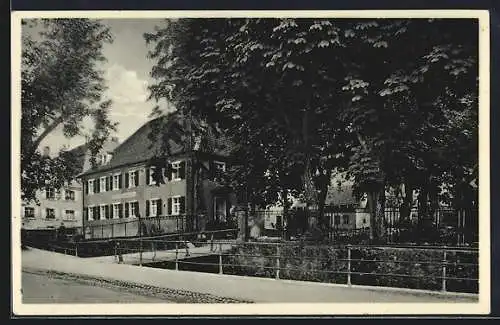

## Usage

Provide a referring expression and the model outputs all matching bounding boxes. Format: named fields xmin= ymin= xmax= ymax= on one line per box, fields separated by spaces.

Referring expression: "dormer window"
xmin=45 ymin=188 xmax=55 ymax=200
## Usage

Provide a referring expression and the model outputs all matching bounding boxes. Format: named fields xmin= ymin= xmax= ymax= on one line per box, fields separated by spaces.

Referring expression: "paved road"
xmin=22 ymin=271 xmax=170 ymax=304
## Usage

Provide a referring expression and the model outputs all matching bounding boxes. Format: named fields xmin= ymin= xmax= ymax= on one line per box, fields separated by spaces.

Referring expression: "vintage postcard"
xmin=11 ymin=10 xmax=490 ymax=316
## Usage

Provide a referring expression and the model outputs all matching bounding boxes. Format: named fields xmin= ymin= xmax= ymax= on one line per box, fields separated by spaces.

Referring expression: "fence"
xmin=83 ymin=214 xmax=199 ymax=240
xmin=384 ymin=206 xmax=479 ymax=246
xmin=47 ymin=228 xmax=239 ymax=258
xmin=131 ymin=239 xmax=479 ymax=294
xmin=257 ymin=206 xmax=478 ymax=246
xmin=44 ymin=227 xmax=478 ymax=294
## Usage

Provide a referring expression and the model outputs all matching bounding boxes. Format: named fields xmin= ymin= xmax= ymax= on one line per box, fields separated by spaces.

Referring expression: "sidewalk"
xmin=87 ymin=242 xmax=234 ymax=265
xmin=21 ymin=247 xmax=479 ymax=303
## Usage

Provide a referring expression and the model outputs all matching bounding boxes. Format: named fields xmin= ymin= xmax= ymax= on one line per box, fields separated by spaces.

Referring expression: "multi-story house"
xmin=251 ymin=185 xmax=371 ymax=239
xmin=78 ymin=114 xmax=235 ymax=240
xmin=21 ymin=139 xmax=120 ymax=235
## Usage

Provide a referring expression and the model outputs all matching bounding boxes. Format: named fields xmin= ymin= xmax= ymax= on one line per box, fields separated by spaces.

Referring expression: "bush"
xmin=223 ymin=243 xmax=478 ymax=293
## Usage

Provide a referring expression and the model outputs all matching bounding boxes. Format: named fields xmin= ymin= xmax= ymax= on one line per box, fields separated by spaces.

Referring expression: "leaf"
xmin=282 ymin=62 xmax=296 ymax=70
xmin=373 ymin=41 xmax=388 ymax=48
xmin=345 ymin=29 xmax=355 ymax=38
xmin=309 ymin=23 xmax=322 ymax=31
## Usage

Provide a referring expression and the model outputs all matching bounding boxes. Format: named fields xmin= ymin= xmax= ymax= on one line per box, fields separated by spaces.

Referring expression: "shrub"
xmin=223 ymin=243 xmax=478 ymax=293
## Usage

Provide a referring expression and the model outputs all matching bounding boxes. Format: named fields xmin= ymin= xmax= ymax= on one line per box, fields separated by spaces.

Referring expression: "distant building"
xmin=78 ymin=114 xmax=235 ymax=240
xmin=323 ymin=185 xmax=370 ymax=231
xmin=21 ymin=138 xmax=120 ymax=233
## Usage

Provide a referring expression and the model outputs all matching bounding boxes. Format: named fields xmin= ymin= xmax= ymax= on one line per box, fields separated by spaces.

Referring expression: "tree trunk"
xmin=367 ymin=186 xmax=387 ymax=244
xmin=243 ymin=207 xmax=249 ymax=241
xmin=316 ymin=169 xmax=331 ymax=235
xmin=417 ymin=179 xmax=431 ymax=244
xmin=399 ymin=180 xmax=413 ymax=223
xmin=281 ymin=188 xmax=291 ymax=240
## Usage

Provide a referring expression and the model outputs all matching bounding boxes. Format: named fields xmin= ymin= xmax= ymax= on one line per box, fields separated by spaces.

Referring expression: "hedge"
xmin=222 ymin=243 xmax=478 ymax=293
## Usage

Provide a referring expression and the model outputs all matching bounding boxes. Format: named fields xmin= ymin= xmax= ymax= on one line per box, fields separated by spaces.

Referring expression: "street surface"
xmin=22 ymin=270 xmax=169 ymax=303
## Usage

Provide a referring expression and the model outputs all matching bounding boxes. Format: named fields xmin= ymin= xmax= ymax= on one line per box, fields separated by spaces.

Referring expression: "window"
xmin=214 ymin=197 xmax=227 ymax=222
xmin=100 ymin=205 xmax=106 ymax=220
xmin=100 ymin=177 xmax=107 ymax=193
xmin=24 ymin=207 xmax=35 ymax=218
xmin=98 ymin=153 xmax=111 ymax=165
xmin=98 ymin=154 xmax=104 ymax=164
xmin=113 ymin=203 xmax=121 ymax=219
xmin=146 ymin=199 xmax=162 ymax=217
xmin=88 ymin=206 xmax=94 ymax=221
xmin=167 ymin=196 xmax=184 ymax=215
xmin=214 ymin=161 xmax=226 ymax=172
xmin=129 ymin=201 xmax=139 ymax=217
xmin=112 ymin=174 xmax=121 ymax=190
xmin=171 ymin=161 xmax=181 ymax=181
xmin=46 ymin=208 xmax=55 ymax=219
xmin=88 ymin=179 xmax=95 ymax=194
xmin=147 ymin=167 xmax=156 ymax=185
xmin=343 ymin=215 xmax=350 ymax=225
xmin=64 ymin=210 xmax=75 ymax=220
xmin=172 ymin=197 xmax=181 ymax=215
xmin=334 ymin=215 xmax=340 ymax=226
xmin=45 ymin=188 xmax=55 ymax=200
xmin=150 ymin=199 xmax=158 ymax=216
xmin=363 ymin=218 xmax=367 ymax=224
xmin=65 ymin=190 xmax=75 ymax=201
xmin=128 ymin=170 xmax=138 ymax=188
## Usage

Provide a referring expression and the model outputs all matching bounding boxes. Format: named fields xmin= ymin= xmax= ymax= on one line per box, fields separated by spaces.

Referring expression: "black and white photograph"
xmin=11 ymin=10 xmax=490 ymax=316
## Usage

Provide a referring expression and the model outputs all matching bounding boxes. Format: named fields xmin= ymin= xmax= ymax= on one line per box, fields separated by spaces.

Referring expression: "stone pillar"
xmin=234 ymin=206 xmax=247 ymax=241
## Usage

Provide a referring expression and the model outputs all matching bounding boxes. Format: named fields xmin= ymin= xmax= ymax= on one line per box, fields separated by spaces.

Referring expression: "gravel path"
xmin=23 ymin=268 xmax=253 ymax=304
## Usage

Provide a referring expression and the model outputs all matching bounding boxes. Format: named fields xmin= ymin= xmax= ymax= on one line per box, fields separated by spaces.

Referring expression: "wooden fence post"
xmin=219 ymin=242 xmax=223 ymax=274
xmin=275 ymin=244 xmax=281 ymax=280
xmin=139 ymin=237 xmax=143 ymax=266
xmin=441 ymin=249 xmax=447 ymax=292
xmin=175 ymin=242 xmax=179 ymax=271
xmin=347 ymin=245 xmax=352 ymax=286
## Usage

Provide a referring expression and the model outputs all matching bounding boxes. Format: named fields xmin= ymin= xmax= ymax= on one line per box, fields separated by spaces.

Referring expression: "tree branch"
xmin=31 ymin=116 xmax=65 ymax=153
xmin=356 ymin=132 xmax=369 ymax=151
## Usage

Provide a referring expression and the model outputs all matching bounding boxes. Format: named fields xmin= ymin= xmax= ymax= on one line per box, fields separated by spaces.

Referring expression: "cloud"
xmin=104 ymin=63 xmax=150 ymax=111
xmin=40 ymin=64 xmax=159 ymax=151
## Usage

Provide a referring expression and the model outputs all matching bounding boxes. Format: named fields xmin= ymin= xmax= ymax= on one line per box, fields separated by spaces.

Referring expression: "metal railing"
xmin=82 ymin=214 xmax=199 ymax=240
xmin=41 ymin=227 xmax=478 ymax=294
xmin=109 ymin=238 xmax=478 ymax=294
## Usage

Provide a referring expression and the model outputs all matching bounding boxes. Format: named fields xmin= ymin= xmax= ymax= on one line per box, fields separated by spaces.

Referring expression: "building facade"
xmin=21 ymin=139 xmax=120 ymax=234
xmin=21 ymin=184 xmax=82 ymax=231
xmin=79 ymin=115 xmax=236 ymax=240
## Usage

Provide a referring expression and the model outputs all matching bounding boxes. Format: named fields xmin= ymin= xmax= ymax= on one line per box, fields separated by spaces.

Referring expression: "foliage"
xmin=145 ymin=18 xmax=478 ymax=241
xmin=21 ymin=18 xmax=117 ymax=202
xmin=223 ymin=243 xmax=478 ymax=293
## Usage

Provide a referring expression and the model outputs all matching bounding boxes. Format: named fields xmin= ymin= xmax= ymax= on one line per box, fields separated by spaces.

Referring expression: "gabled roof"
xmin=64 ymin=143 xmax=89 ymax=175
xmin=325 ymin=185 xmax=358 ymax=206
xmin=80 ymin=113 xmax=234 ymax=176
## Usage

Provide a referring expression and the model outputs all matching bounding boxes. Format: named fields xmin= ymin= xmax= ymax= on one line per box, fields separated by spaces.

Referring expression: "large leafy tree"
xmin=145 ymin=18 xmax=478 ymax=242
xmin=145 ymin=19 xmax=351 ymax=231
xmin=21 ymin=19 xmax=117 ymax=202
xmin=339 ymin=19 xmax=478 ymax=241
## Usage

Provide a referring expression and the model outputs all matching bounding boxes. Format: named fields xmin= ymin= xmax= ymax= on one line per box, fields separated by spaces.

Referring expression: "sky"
xmin=38 ymin=19 xmax=174 ymax=154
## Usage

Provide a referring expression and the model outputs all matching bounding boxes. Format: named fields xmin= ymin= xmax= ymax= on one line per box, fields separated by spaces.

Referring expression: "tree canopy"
xmin=145 ymin=18 xmax=478 ymax=241
xmin=21 ymin=19 xmax=117 ymax=202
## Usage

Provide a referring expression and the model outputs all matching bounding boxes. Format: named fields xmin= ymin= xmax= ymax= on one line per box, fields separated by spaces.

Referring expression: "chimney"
xmin=42 ymin=146 xmax=50 ymax=157
xmin=111 ymin=137 xmax=119 ymax=143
